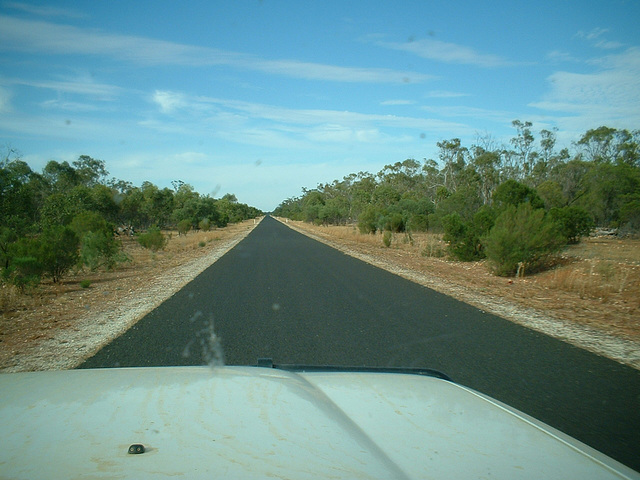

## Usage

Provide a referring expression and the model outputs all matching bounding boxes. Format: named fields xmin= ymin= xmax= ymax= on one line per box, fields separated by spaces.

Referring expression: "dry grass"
xmin=535 ymin=237 xmax=640 ymax=314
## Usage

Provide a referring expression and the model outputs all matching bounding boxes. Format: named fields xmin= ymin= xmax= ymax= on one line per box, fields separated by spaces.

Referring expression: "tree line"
xmin=274 ymin=123 xmax=640 ymax=276
xmin=0 ymin=152 xmax=262 ymax=289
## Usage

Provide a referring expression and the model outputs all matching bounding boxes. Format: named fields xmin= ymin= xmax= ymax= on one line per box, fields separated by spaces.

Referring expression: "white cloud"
xmin=531 ymin=47 xmax=640 ymax=127
xmin=378 ymin=38 xmax=512 ymax=67
xmin=0 ymin=15 xmax=432 ymax=84
xmin=152 ymin=90 xmax=186 ymax=114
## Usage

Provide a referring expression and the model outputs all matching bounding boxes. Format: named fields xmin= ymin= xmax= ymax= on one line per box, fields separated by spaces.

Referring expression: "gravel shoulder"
xmin=277 ymin=218 xmax=640 ymax=370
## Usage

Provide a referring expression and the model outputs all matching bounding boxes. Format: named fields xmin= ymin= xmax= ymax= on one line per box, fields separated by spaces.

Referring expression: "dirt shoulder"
xmin=276 ymin=218 xmax=640 ymax=370
xmin=0 ymin=218 xmax=262 ymax=372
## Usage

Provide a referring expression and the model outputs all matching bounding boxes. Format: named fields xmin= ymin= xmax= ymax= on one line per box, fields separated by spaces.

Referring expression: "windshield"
xmin=1 ymin=0 xmax=639 ymax=473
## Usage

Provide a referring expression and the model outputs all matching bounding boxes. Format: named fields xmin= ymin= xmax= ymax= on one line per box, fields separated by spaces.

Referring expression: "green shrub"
xmin=442 ymin=207 xmax=495 ymax=261
xmin=70 ymin=211 xmax=110 ymax=239
xmin=493 ymin=179 xmax=544 ymax=210
xmin=407 ymin=213 xmax=429 ymax=232
xmin=70 ymin=211 xmax=124 ymax=270
xmin=177 ymin=219 xmax=192 ymax=236
xmin=80 ymin=280 xmax=91 ymax=289
xmin=2 ymin=255 xmax=42 ymax=292
xmin=549 ymin=206 xmax=594 ymax=244
xmin=382 ymin=231 xmax=392 ymax=247
xmin=199 ymin=218 xmax=211 ymax=232
xmin=618 ymin=195 xmax=640 ymax=234
xmin=137 ymin=227 xmax=167 ymax=252
xmin=383 ymin=212 xmax=405 ymax=233
xmin=482 ymin=203 xmax=565 ymax=276
xmin=38 ymin=226 xmax=80 ymax=283
xmin=79 ymin=230 xmax=123 ymax=270
xmin=358 ymin=206 xmax=379 ymax=234
xmin=198 ymin=241 xmax=206 ymax=247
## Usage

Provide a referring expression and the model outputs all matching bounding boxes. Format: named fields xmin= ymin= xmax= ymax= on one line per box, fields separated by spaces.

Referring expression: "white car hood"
xmin=0 ymin=366 xmax=637 ymax=479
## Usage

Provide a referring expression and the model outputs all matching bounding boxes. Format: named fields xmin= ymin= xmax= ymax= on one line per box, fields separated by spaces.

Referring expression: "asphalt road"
xmin=79 ymin=215 xmax=640 ymax=471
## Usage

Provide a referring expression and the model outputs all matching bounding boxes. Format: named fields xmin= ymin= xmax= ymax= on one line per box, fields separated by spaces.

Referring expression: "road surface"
xmin=80 ymin=216 xmax=640 ymax=471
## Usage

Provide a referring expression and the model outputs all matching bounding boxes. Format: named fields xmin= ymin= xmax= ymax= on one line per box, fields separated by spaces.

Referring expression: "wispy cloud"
xmin=424 ymin=90 xmax=470 ymax=99
xmin=545 ymin=50 xmax=580 ymax=63
xmin=420 ymin=104 xmax=514 ymax=123
xmin=40 ymin=99 xmax=105 ymax=112
xmin=531 ymin=47 xmax=640 ymax=126
xmin=0 ymin=86 xmax=12 ymax=113
xmin=196 ymin=96 xmax=467 ymax=132
xmin=4 ymin=76 xmax=122 ymax=99
xmin=380 ymin=99 xmax=415 ymax=106
xmin=576 ymin=27 xmax=624 ymax=50
xmin=376 ymin=37 xmax=513 ymax=67
xmin=2 ymin=1 xmax=86 ymax=18
xmin=143 ymin=91 xmax=470 ymax=149
xmin=576 ymin=27 xmax=610 ymax=41
xmin=0 ymin=15 xmax=432 ymax=84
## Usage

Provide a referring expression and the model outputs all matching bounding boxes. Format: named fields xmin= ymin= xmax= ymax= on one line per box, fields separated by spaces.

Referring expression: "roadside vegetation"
xmin=0 ymin=152 xmax=262 ymax=297
xmin=274 ymin=123 xmax=640 ymax=277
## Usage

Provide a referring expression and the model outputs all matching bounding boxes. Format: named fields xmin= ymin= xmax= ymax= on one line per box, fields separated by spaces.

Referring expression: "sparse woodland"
xmin=274 ymin=123 xmax=640 ymax=276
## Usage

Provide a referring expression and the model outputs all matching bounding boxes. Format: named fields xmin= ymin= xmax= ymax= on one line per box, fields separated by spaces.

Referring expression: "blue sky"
xmin=1 ymin=1 xmax=639 ymax=211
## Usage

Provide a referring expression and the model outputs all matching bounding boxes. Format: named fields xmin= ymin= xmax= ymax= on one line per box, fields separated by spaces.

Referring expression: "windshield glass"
xmin=1 ymin=0 xmax=639 ymax=473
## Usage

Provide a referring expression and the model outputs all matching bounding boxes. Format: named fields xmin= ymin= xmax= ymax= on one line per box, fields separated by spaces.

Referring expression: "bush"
xmin=2 ymin=255 xmax=42 ymax=292
xmin=137 ymin=227 xmax=167 ymax=252
xmin=618 ymin=194 xmax=640 ymax=234
xmin=199 ymin=218 xmax=211 ymax=232
xmin=482 ymin=203 xmax=565 ymax=276
xmin=407 ymin=213 xmax=429 ymax=232
xmin=358 ymin=206 xmax=379 ymax=234
xmin=442 ymin=207 xmax=495 ymax=261
xmin=70 ymin=211 xmax=110 ymax=239
xmin=19 ymin=226 xmax=80 ymax=283
xmin=493 ymin=179 xmax=544 ymax=210
xmin=382 ymin=212 xmax=405 ymax=233
xmin=549 ymin=206 xmax=594 ymax=244
xmin=177 ymin=219 xmax=192 ymax=236
xmin=71 ymin=212 xmax=123 ymax=270
xmin=382 ymin=231 xmax=392 ymax=247
xmin=80 ymin=230 xmax=124 ymax=270
xmin=80 ymin=280 xmax=91 ymax=288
